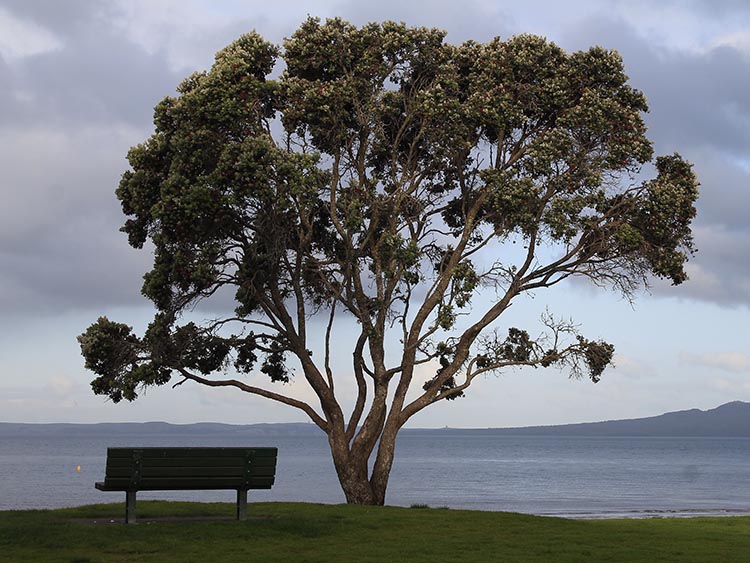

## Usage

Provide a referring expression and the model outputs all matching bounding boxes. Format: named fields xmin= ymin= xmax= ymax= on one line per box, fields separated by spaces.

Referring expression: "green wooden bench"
xmin=95 ymin=447 xmax=277 ymax=523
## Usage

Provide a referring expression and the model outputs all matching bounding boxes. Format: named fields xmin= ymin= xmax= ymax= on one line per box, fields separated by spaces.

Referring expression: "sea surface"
xmin=1 ymin=431 xmax=749 ymax=519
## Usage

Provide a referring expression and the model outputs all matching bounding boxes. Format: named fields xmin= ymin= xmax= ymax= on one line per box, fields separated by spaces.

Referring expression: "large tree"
xmin=79 ymin=18 xmax=698 ymax=505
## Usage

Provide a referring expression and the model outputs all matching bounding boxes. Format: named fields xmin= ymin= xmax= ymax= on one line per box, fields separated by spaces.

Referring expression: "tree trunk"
xmin=369 ymin=418 xmax=398 ymax=505
xmin=328 ymin=426 xmax=379 ymax=505
xmin=327 ymin=421 xmax=400 ymax=505
xmin=338 ymin=467 xmax=378 ymax=505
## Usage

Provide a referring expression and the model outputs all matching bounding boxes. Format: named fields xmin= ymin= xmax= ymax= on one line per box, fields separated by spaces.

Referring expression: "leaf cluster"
xmin=80 ymin=18 xmax=698 ymax=405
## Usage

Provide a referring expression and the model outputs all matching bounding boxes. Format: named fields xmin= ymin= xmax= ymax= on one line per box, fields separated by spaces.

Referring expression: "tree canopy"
xmin=79 ymin=18 xmax=698 ymax=505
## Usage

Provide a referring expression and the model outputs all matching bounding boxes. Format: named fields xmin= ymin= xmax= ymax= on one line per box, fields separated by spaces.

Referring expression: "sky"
xmin=1 ymin=0 xmax=749 ymax=428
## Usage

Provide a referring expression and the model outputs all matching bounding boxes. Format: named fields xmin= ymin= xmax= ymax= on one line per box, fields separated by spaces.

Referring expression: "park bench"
xmin=95 ymin=447 xmax=277 ymax=524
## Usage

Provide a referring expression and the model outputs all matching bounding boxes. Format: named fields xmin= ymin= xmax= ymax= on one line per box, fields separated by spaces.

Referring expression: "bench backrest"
xmin=102 ymin=447 xmax=277 ymax=491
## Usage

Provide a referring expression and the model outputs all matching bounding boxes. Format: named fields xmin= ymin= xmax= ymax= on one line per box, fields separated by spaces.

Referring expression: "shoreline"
xmin=3 ymin=500 xmax=750 ymax=521
xmin=546 ymin=508 xmax=750 ymax=520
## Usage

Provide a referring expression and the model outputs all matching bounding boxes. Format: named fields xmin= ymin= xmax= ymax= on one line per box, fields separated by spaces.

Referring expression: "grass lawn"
xmin=1 ymin=501 xmax=748 ymax=562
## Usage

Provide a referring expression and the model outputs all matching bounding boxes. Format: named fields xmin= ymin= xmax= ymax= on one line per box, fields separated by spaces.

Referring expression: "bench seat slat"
xmin=97 ymin=481 xmax=274 ymax=492
xmin=104 ymin=464 xmax=276 ymax=478
xmin=98 ymin=477 xmax=275 ymax=489
xmin=110 ymin=457 xmax=246 ymax=468
xmin=106 ymin=447 xmax=277 ymax=458
xmin=138 ymin=467 xmax=248 ymax=478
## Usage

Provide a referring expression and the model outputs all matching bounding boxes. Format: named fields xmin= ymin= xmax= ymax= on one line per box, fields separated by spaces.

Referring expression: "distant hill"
xmin=0 ymin=421 xmax=322 ymax=437
xmin=2 ymin=401 xmax=749 ymax=437
xmin=405 ymin=401 xmax=750 ymax=437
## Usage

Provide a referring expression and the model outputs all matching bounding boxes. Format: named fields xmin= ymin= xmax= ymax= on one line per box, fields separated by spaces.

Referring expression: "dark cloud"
xmin=0 ymin=230 xmax=150 ymax=315
xmin=690 ymin=150 xmax=750 ymax=232
xmin=334 ymin=0 xmax=513 ymax=42
xmin=630 ymin=50 xmax=750 ymax=308
xmin=0 ymin=0 xmax=115 ymax=38
xmin=1 ymin=2 xmax=749 ymax=320
xmin=4 ymin=31 xmax=179 ymax=128
xmin=0 ymin=6 xmax=289 ymax=319
xmin=0 ymin=125 xmax=150 ymax=315
xmin=0 ymin=54 xmax=12 ymax=109
xmin=0 ymin=10 xmax=176 ymax=315
xmin=554 ymin=15 xmax=750 ymax=309
xmin=634 ymin=47 xmax=750 ymax=159
xmin=679 ymin=0 xmax=750 ymax=17
xmin=557 ymin=16 xmax=750 ymax=157
xmin=652 ymin=226 xmax=750 ymax=308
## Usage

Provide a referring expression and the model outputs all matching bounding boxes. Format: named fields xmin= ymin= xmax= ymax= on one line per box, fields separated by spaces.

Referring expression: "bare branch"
xmin=346 ymin=332 xmax=369 ymax=442
xmin=324 ymin=301 xmax=337 ymax=392
xmin=175 ymin=368 xmax=328 ymax=430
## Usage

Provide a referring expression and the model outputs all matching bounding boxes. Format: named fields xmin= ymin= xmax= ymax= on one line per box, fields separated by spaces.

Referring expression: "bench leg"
xmin=237 ymin=490 xmax=247 ymax=521
xmin=125 ymin=491 xmax=137 ymax=524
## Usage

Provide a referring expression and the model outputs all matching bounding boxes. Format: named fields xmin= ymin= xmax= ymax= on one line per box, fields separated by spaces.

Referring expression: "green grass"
xmin=1 ymin=501 xmax=748 ymax=562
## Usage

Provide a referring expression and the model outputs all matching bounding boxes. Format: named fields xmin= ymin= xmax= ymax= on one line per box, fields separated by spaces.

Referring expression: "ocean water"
xmin=1 ymin=431 xmax=749 ymax=519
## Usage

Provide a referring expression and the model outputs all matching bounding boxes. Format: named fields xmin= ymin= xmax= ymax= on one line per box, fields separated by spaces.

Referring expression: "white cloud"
xmin=107 ymin=0 xmax=291 ymax=73
xmin=711 ymin=31 xmax=750 ymax=57
xmin=45 ymin=375 xmax=76 ymax=398
xmin=710 ymin=377 xmax=750 ymax=394
xmin=0 ymin=7 xmax=62 ymax=59
xmin=651 ymin=225 xmax=750 ymax=309
xmin=608 ymin=0 xmax=750 ymax=55
xmin=610 ymin=354 xmax=655 ymax=379
xmin=681 ymin=351 xmax=750 ymax=373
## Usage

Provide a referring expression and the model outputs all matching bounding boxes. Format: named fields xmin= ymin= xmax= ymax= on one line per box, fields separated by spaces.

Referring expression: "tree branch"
xmin=175 ymin=368 xmax=328 ymax=430
xmin=346 ymin=331 xmax=369 ymax=442
xmin=324 ymin=301 xmax=337 ymax=392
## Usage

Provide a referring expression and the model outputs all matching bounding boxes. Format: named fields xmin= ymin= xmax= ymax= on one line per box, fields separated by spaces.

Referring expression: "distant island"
xmin=1 ymin=401 xmax=749 ymax=437
xmin=407 ymin=401 xmax=750 ymax=437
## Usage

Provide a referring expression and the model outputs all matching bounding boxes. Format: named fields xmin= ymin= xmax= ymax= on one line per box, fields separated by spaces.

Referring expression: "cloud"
xmin=638 ymin=47 xmax=750 ymax=159
xmin=0 ymin=3 xmax=323 ymax=321
xmin=0 ymin=0 xmax=110 ymax=38
xmin=688 ymin=149 xmax=750 ymax=232
xmin=680 ymin=351 xmax=750 ymax=373
xmin=711 ymin=31 xmax=750 ymax=56
xmin=556 ymin=13 xmax=750 ymax=158
xmin=683 ymin=0 xmax=750 ymax=19
xmin=0 ymin=126 xmax=152 ymax=315
xmin=0 ymin=6 xmax=62 ymax=59
xmin=552 ymin=15 xmax=750 ymax=309
xmin=605 ymin=0 xmax=750 ymax=53
xmin=335 ymin=0 xmax=513 ymax=43
xmin=8 ymin=32 xmax=179 ymax=128
xmin=1 ymin=1 xmax=749 ymax=324
xmin=45 ymin=375 xmax=76 ymax=398
xmin=108 ymin=0 xmax=280 ymax=72
xmin=651 ymin=225 xmax=750 ymax=308
xmin=710 ymin=377 xmax=750 ymax=395
xmin=610 ymin=354 xmax=655 ymax=379
xmin=0 ymin=5 xmax=185 ymax=316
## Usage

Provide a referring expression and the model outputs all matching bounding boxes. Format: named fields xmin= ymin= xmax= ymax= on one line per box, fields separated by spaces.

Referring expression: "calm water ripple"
xmin=2 ymin=432 xmax=749 ymax=518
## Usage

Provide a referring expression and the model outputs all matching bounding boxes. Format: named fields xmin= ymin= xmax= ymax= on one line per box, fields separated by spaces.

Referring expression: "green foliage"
xmin=580 ymin=337 xmax=616 ymax=383
xmin=260 ymin=339 xmax=291 ymax=383
xmin=499 ymin=328 xmax=534 ymax=362
xmin=77 ymin=317 xmax=168 ymax=402
xmin=423 ymin=350 xmax=464 ymax=400
xmin=630 ymin=155 xmax=699 ymax=284
xmin=80 ymin=17 xmax=697 ymax=434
